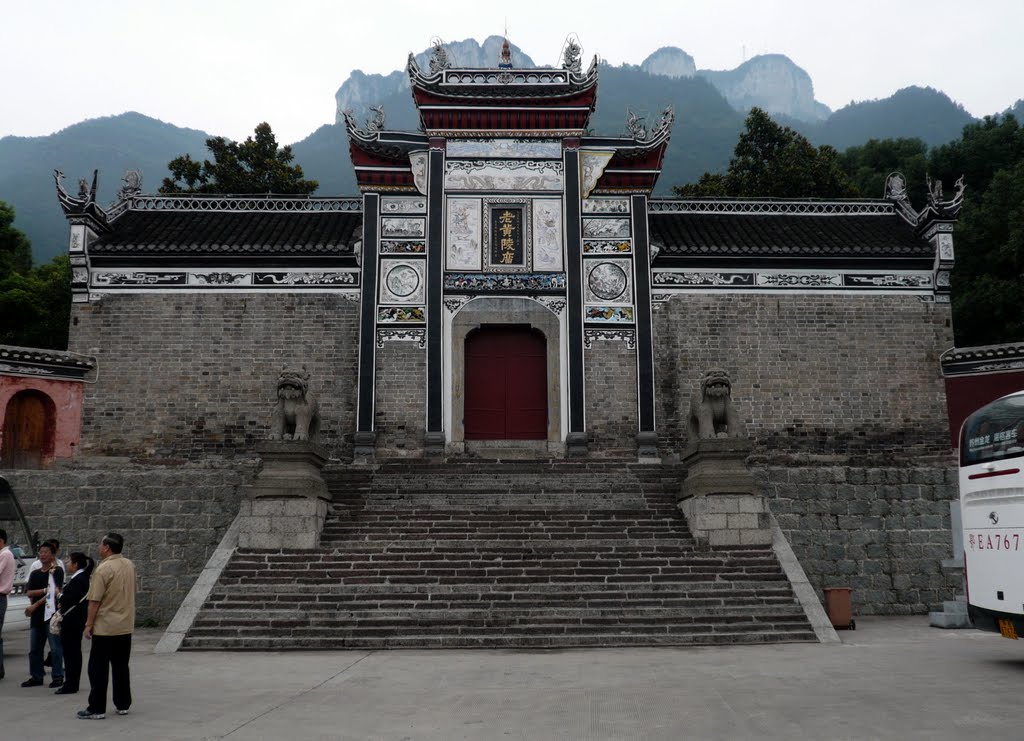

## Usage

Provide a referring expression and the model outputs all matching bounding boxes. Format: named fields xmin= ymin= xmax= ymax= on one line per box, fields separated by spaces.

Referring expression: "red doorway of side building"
xmin=464 ymin=325 xmax=548 ymax=440
xmin=1 ymin=390 xmax=56 ymax=469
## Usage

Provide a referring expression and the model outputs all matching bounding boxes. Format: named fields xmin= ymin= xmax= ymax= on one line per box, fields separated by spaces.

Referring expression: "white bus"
xmin=960 ymin=390 xmax=1024 ymax=640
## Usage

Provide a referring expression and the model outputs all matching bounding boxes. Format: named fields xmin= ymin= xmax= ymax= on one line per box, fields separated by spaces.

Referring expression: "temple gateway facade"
xmin=4 ymin=39 xmax=965 ymax=644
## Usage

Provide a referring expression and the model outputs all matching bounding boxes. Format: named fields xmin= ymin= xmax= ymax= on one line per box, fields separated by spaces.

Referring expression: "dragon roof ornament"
xmin=882 ymin=171 xmax=966 ymax=227
xmin=54 ymin=169 xmax=111 ymax=230
xmin=561 ymin=35 xmax=583 ymax=75
xmin=428 ymin=38 xmax=451 ymax=74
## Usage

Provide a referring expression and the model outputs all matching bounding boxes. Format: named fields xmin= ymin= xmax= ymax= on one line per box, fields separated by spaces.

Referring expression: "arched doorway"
xmin=1 ymin=390 xmax=56 ymax=469
xmin=464 ymin=326 xmax=547 ymax=440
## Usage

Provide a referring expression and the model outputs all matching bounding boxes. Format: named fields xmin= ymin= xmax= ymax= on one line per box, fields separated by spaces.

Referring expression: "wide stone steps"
xmin=181 ymin=460 xmax=816 ymax=650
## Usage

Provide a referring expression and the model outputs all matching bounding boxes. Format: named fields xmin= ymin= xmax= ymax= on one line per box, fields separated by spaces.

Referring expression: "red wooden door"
xmin=1 ymin=391 xmax=52 ymax=469
xmin=465 ymin=327 xmax=547 ymax=440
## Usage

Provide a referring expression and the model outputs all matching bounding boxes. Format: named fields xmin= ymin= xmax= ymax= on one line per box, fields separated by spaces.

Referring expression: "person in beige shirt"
xmin=78 ymin=533 xmax=136 ymax=720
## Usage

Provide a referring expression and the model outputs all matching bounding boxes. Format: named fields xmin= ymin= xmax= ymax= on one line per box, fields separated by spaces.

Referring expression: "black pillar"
xmin=631 ymin=194 xmax=658 ymax=457
xmin=563 ymin=145 xmax=588 ymax=456
xmin=354 ymin=193 xmax=379 ymax=456
xmin=424 ymin=142 xmax=446 ymax=455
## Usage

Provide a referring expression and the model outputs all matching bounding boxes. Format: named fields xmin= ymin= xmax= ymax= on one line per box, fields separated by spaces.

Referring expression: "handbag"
xmin=50 ymin=594 xmax=87 ymax=636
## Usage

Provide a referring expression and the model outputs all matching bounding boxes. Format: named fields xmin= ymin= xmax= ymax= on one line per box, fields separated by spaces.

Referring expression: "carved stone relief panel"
xmin=379 ymin=259 xmax=426 ymax=305
xmin=445 ymin=160 xmax=563 ymax=191
xmin=532 ymin=198 xmax=563 ymax=271
xmin=582 ymin=217 xmax=630 ymax=239
xmin=584 ymin=259 xmax=633 ymax=304
xmin=381 ymin=217 xmax=425 ymax=238
xmin=446 ymin=198 xmax=482 ymax=271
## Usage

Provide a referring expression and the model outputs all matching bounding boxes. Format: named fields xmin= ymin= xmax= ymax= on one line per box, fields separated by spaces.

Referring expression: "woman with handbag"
xmin=54 ymin=552 xmax=94 ymax=695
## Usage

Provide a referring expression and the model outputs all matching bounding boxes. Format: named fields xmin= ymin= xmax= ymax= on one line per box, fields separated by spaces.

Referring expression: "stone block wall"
xmin=373 ymin=341 xmax=426 ymax=454
xmin=653 ymin=294 xmax=954 ymax=455
xmin=69 ymin=294 xmax=360 ymax=460
xmin=584 ymin=341 xmax=638 ymax=453
xmin=1 ymin=461 xmax=255 ymax=623
xmin=758 ymin=463 xmax=961 ymax=614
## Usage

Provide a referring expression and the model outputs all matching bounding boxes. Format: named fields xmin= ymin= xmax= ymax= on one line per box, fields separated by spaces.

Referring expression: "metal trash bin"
xmin=824 ymin=587 xmax=856 ymax=630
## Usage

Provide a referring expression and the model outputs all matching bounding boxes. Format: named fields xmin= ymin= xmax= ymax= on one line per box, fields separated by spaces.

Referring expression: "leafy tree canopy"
xmin=159 ymin=122 xmax=318 ymax=195
xmin=0 ymin=203 xmax=71 ymax=350
xmin=1 ymin=200 xmax=33 ymax=276
xmin=674 ymin=108 xmax=856 ymax=198
xmin=839 ymin=137 xmax=929 ymax=204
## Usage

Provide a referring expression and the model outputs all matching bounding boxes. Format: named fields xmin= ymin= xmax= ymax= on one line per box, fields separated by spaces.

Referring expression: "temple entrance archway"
xmin=448 ymin=297 xmax=565 ymax=448
xmin=465 ymin=326 xmax=547 ymax=439
xmin=1 ymin=390 xmax=56 ymax=469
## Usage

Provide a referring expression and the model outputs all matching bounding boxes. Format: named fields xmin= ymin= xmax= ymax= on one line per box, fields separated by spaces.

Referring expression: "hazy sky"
xmin=2 ymin=0 xmax=1020 ymax=144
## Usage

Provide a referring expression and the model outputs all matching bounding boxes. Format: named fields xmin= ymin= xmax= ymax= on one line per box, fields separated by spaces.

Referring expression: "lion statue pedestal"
xmin=677 ymin=370 xmax=771 ymax=547
xmin=238 ymin=368 xmax=330 ymax=550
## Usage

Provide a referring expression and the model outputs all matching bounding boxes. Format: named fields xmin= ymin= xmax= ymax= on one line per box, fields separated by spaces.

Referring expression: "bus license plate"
xmin=998 ymin=619 xmax=1019 ymax=639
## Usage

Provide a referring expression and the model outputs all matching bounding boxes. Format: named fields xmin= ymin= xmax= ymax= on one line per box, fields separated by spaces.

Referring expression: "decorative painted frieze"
xmin=583 ymin=240 xmax=631 ymax=254
xmin=447 ymin=139 xmax=562 ymax=159
xmin=444 ymin=272 xmax=566 ymax=292
xmin=446 ymin=198 xmax=483 ymax=270
xmin=378 ymin=306 xmax=425 ymax=323
xmin=585 ymin=260 xmax=633 ymax=304
xmin=381 ymin=197 xmax=427 ymax=214
xmin=579 ymin=151 xmax=614 ymax=198
xmin=379 ymin=260 xmax=426 ymax=304
xmin=445 ymin=160 xmax=563 ymax=191
xmin=376 ymin=328 xmax=426 ymax=348
xmin=381 ymin=217 xmax=425 ymax=238
xmin=584 ymin=306 xmax=635 ymax=323
xmin=87 ymin=268 xmax=361 ymax=291
xmin=583 ymin=329 xmax=637 ymax=349
xmin=380 ymin=240 xmax=426 ymax=254
xmin=651 ymin=269 xmax=935 ymax=294
xmin=582 ymin=197 xmax=629 ymax=214
xmin=582 ymin=217 xmax=630 ymax=239
xmin=532 ymin=198 xmax=563 ymax=271
xmin=531 ymin=297 xmax=567 ymax=315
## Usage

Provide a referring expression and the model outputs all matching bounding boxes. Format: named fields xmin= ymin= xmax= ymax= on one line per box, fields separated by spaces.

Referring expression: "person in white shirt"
xmin=0 ymin=528 xmax=17 ymax=681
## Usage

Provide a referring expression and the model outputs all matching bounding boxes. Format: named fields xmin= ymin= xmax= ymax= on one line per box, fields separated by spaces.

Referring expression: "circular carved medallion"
xmin=386 ymin=265 xmax=419 ymax=298
xmin=588 ymin=262 xmax=627 ymax=301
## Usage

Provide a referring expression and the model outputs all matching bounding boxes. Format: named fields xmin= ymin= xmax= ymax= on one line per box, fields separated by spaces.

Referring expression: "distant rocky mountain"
xmin=336 ymin=36 xmax=537 ymax=123
xmin=1 ymin=37 xmax=1014 ymax=265
xmin=639 ymin=48 xmax=830 ymax=123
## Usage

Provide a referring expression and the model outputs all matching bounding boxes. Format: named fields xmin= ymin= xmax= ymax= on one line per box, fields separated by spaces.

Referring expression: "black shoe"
xmin=56 ymin=687 xmax=78 ymax=695
xmin=77 ymin=709 xmax=105 ymax=720
xmin=49 ymin=678 xmax=65 ymax=688
xmin=21 ymin=678 xmax=44 ymax=687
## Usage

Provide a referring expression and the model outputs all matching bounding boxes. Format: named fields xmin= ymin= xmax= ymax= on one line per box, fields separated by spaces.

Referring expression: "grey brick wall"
xmin=654 ymin=294 xmax=953 ymax=455
xmin=584 ymin=342 xmax=638 ymax=453
xmin=373 ymin=341 xmax=426 ymax=454
xmin=758 ymin=463 xmax=961 ymax=614
xmin=1 ymin=461 xmax=255 ymax=623
xmin=69 ymin=294 xmax=360 ymax=460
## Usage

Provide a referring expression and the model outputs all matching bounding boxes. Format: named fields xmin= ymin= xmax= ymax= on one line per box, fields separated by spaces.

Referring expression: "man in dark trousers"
xmin=78 ymin=533 xmax=136 ymax=720
xmin=22 ymin=540 xmax=64 ymax=688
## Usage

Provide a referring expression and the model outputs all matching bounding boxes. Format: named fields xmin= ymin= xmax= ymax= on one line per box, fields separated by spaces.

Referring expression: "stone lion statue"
xmin=687 ymin=369 xmax=743 ymax=440
xmin=270 ymin=367 xmax=320 ymax=442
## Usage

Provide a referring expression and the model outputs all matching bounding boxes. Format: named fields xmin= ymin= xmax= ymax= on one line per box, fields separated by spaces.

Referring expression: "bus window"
xmin=960 ymin=393 xmax=1024 ymax=466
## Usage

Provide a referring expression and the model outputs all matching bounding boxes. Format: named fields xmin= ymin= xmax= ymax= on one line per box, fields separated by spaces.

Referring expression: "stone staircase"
xmin=181 ymin=460 xmax=817 ymax=649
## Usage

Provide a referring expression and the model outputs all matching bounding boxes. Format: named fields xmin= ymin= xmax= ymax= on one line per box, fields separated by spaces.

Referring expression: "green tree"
xmin=1 ymin=200 xmax=33 ymax=277
xmin=159 ymin=122 xmax=318 ymax=195
xmin=950 ymin=160 xmax=1024 ymax=345
xmin=673 ymin=108 xmax=856 ymax=198
xmin=839 ymin=138 xmax=929 ymax=203
xmin=930 ymin=114 xmax=1024 ymax=196
xmin=0 ymin=259 xmax=72 ymax=351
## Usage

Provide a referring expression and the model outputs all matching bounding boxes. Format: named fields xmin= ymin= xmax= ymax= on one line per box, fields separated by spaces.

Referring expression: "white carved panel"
xmin=446 ymin=198 xmax=482 ymax=271
xmin=379 ymin=259 xmax=426 ymax=305
xmin=445 ymin=160 xmax=563 ymax=191
xmin=532 ymin=198 xmax=563 ymax=271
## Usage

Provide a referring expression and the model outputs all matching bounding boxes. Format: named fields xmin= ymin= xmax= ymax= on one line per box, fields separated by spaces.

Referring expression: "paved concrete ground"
xmin=1 ymin=617 xmax=1021 ymax=740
